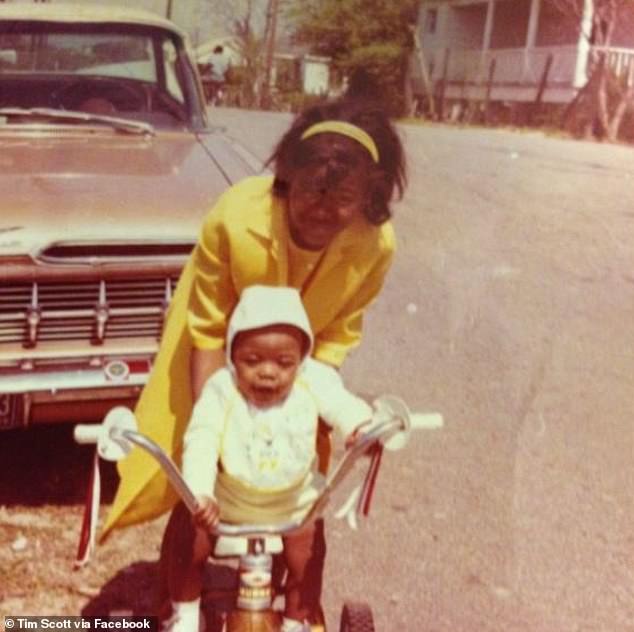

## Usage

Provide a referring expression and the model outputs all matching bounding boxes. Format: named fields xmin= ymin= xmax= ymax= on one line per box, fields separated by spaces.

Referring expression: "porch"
xmin=414 ymin=0 xmax=634 ymax=104
xmin=421 ymin=45 xmax=634 ymax=103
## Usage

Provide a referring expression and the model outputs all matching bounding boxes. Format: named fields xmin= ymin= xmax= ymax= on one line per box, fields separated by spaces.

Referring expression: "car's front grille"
xmin=0 ymin=277 xmax=179 ymax=348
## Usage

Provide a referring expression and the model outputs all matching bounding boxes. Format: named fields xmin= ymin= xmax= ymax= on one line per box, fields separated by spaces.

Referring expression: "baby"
xmin=165 ymin=285 xmax=373 ymax=632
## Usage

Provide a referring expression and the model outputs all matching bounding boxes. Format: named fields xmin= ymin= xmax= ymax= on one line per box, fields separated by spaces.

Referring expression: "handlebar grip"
xmin=410 ymin=413 xmax=443 ymax=429
xmin=74 ymin=424 xmax=102 ymax=444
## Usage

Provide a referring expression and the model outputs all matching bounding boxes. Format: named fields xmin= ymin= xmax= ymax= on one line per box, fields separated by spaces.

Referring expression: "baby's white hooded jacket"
xmin=182 ymin=286 xmax=372 ymax=524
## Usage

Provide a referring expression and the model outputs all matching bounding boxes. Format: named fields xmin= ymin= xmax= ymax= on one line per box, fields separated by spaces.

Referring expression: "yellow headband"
xmin=300 ymin=120 xmax=380 ymax=163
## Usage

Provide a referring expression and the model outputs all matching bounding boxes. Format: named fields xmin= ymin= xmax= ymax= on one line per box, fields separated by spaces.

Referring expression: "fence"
xmin=426 ymin=45 xmax=578 ymax=86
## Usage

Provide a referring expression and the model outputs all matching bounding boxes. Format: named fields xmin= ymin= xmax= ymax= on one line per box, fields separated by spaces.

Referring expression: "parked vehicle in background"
xmin=0 ymin=4 xmax=259 ymax=430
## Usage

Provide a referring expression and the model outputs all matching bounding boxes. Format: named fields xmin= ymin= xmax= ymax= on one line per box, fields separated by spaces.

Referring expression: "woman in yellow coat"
xmin=101 ymin=95 xmax=406 ymax=628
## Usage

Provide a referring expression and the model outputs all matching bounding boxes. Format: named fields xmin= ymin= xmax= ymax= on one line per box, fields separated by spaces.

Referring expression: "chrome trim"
xmin=95 ymin=280 xmax=109 ymax=344
xmin=25 ymin=282 xmax=40 ymax=348
xmin=36 ymin=240 xmax=194 ymax=265
xmin=0 ymin=107 xmax=156 ymax=136
xmin=0 ymin=306 xmax=164 ymax=321
xmin=0 ymin=366 xmax=149 ymax=394
xmin=32 ymin=385 xmax=140 ymax=405
xmin=161 ymin=277 xmax=173 ymax=335
xmin=0 ymin=275 xmax=178 ymax=348
xmin=164 ymin=277 xmax=173 ymax=305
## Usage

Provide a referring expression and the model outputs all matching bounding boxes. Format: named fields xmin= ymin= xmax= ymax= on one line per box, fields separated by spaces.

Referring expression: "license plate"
xmin=0 ymin=393 xmax=24 ymax=429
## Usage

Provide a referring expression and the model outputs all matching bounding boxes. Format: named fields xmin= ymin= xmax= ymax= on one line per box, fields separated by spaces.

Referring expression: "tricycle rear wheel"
xmin=339 ymin=601 xmax=375 ymax=632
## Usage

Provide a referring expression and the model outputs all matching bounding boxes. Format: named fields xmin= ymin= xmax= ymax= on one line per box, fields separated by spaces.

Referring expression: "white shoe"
xmin=162 ymin=598 xmax=201 ymax=632
xmin=281 ymin=618 xmax=311 ymax=632
xmin=161 ymin=613 xmax=201 ymax=632
xmin=161 ymin=615 xmax=185 ymax=632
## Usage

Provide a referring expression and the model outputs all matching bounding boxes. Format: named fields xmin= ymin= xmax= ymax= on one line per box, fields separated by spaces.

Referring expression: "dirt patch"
xmin=0 ymin=425 xmax=166 ymax=617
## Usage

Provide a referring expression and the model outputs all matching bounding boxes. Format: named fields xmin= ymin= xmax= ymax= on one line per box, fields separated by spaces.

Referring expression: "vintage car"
xmin=0 ymin=5 xmax=259 ymax=429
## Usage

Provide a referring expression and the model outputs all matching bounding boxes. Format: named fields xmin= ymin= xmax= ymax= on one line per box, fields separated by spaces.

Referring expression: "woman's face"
xmin=286 ymin=136 xmax=370 ymax=250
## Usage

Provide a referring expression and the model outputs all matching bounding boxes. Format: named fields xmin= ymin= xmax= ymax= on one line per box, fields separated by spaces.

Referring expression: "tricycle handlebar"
xmin=115 ymin=417 xmax=402 ymax=538
xmin=74 ymin=398 xmax=443 ymax=538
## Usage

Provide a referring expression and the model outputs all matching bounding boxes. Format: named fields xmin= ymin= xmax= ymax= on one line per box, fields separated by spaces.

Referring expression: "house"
xmin=195 ymin=35 xmax=330 ymax=98
xmin=271 ymin=51 xmax=331 ymax=95
xmin=412 ymin=0 xmax=634 ymax=108
xmin=271 ymin=27 xmax=331 ymax=96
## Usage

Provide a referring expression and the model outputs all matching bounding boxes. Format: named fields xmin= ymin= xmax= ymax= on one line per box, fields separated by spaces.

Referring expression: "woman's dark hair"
xmin=266 ymin=96 xmax=406 ymax=225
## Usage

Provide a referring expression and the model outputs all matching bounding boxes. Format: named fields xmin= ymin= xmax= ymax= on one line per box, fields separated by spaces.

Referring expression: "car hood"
xmin=0 ymin=130 xmax=233 ymax=258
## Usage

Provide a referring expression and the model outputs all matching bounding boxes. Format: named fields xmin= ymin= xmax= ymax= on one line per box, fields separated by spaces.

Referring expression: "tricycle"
xmin=74 ymin=397 xmax=442 ymax=632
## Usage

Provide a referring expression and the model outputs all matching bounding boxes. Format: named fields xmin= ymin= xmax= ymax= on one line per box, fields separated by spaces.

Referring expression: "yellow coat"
xmin=101 ymin=175 xmax=395 ymax=540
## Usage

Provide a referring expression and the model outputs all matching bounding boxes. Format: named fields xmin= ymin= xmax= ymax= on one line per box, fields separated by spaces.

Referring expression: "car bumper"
xmin=0 ymin=356 xmax=151 ymax=429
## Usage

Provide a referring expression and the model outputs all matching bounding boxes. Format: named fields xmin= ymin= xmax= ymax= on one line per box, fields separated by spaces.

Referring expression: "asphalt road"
xmin=209 ymin=107 xmax=634 ymax=632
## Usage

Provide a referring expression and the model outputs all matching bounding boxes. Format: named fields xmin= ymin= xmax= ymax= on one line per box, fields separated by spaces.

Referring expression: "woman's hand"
xmin=191 ymin=348 xmax=226 ymax=401
xmin=193 ymin=495 xmax=220 ymax=531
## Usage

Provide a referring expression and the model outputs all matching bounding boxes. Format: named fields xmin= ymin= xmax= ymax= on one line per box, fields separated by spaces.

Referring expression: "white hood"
xmin=226 ymin=285 xmax=314 ymax=370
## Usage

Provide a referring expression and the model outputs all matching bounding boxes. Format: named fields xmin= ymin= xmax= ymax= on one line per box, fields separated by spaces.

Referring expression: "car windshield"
xmin=0 ymin=24 xmax=204 ymax=129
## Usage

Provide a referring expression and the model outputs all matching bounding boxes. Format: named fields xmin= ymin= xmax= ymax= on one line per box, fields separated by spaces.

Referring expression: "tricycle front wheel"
xmin=339 ymin=602 xmax=375 ymax=632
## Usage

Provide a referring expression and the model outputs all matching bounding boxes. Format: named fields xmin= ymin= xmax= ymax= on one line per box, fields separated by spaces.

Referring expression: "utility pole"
xmin=409 ymin=24 xmax=436 ymax=119
xmin=166 ymin=0 xmax=173 ymax=20
xmin=260 ymin=0 xmax=279 ymax=109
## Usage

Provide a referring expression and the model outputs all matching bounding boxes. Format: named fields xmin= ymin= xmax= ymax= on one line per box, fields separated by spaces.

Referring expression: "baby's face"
xmin=232 ymin=324 xmax=305 ymax=408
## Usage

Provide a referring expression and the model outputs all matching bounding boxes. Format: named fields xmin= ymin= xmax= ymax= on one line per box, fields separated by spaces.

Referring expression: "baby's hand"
xmin=345 ymin=419 xmax=373 ymax=450
xmin=193 ymin=495 xmax=220 ymax=531
xmin=345 ymin=431 xmax=359 ymax=450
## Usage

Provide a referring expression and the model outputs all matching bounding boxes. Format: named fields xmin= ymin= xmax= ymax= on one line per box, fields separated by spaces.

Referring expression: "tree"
xmin=201 ymin=0 xmax=269 ymax=108
xmin=285 ymin=0 xmax=419 ymax=115
xmin=550 ymin=0 xmax=634 ymax=141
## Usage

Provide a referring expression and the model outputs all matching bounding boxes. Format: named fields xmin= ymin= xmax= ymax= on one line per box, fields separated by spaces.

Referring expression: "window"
xmin=0 ymin=32 xmax=155 ymax=76
xmin=162 ymin=39 xmax=184 ymax=103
